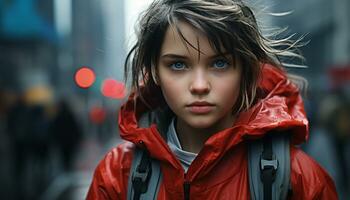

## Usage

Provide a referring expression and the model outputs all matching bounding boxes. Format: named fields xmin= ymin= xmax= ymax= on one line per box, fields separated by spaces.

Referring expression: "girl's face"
xmin=157 ymin=21 xmax=241 ymax=130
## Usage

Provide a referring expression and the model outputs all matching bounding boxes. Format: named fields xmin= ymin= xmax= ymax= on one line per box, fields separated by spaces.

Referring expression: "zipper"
xmin=183 ymin=173 xmax=190 ymax=200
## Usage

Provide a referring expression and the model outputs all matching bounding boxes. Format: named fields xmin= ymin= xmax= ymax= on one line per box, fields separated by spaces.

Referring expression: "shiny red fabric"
xmin=87 ymin=64 xmax=338 ymax=200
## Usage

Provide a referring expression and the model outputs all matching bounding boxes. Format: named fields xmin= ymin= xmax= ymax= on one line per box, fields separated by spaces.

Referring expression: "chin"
xmin=186 ymin=117 xmax=217 ymax=129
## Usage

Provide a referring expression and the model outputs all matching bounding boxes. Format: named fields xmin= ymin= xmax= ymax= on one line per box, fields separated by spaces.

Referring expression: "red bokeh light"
xmin=75 ymin=67 xmax=96 ymax=88
xmin=89 ymin=106 xmax=106 ymax=125
xmin=101 ymin=79 xmax=126 ymax=99
xmin=328 ymin=65 xmax=350 ymax=89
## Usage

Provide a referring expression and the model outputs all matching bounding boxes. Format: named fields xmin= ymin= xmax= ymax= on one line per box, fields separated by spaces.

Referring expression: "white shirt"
xmin=167 ymin=117 xmax=198 ymax=172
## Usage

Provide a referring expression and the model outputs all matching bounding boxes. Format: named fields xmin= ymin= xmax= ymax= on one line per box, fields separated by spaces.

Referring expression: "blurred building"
xmin=263 ymin=0 xmax=350 ymax=91
xmin=0 ymin=0 xmax=127 ymax=133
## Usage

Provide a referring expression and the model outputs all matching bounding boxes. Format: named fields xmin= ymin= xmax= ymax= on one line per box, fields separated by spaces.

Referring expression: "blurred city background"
xmin=0 ymin=0 xmax=349 ymax=199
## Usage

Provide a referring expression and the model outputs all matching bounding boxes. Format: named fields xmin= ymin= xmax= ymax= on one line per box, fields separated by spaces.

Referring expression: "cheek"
xmin=215 ymin=75 xmax=241 ymax=105
xmin=159 ymin=75 xmax=184 ymax=106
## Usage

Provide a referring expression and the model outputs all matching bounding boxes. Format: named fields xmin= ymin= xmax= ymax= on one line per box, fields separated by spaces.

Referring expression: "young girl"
xmin=87 ymin=0 xmax=337 ymax=199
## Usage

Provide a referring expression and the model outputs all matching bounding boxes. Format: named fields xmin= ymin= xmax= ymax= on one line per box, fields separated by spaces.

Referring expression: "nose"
xmin=189 ymin=69 xmax=210 ymax=94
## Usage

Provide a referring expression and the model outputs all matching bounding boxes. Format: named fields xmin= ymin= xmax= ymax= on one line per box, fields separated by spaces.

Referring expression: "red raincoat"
xmin=87 ymin=64 xmax=338 ymax=199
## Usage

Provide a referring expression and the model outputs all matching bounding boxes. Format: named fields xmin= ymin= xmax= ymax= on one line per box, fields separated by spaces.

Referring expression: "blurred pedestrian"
xmin=305 ymin=93 xmax=350 ymax=200
xmin=50 ymin=99 xmax=83 ymax=171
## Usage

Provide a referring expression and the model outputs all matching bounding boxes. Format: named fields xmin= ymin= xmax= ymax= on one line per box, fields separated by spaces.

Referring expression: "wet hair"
xmin=124 ymin=0 xmax=305 ymax=113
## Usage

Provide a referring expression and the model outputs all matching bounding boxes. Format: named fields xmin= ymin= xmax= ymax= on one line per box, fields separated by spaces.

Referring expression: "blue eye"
xmin=213 ymin=59 xmax=229 ymax=69
xmin=170 ymin=62 xmax=186 ymax=70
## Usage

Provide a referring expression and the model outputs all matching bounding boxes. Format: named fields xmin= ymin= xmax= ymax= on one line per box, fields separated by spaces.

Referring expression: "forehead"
xmin=160 ymin=21 xmax=218 ymax=57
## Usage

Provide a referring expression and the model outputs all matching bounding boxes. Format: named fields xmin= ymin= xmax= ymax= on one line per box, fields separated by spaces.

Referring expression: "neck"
xmin=175 ymin=115 xmax=235 ymax=154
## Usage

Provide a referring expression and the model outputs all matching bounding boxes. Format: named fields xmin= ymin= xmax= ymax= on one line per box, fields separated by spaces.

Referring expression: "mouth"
xmin=186 ymin=101 xmax=215 ymax=114
xmin=187 ymin=101 xmax=214 ymax=107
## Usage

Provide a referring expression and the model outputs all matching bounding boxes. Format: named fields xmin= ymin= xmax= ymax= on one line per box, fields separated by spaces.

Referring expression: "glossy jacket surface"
xmin=87 ymin=64 xmax=338 ymax=200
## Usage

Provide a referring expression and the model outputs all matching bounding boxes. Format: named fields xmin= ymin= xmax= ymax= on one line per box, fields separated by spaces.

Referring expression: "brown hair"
xmin=124 ymin=0 xmax=305 ymax=113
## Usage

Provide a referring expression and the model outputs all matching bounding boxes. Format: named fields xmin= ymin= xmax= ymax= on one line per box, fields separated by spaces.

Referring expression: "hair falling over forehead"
xmin=124 ymin=0 xmax=306 ymax=113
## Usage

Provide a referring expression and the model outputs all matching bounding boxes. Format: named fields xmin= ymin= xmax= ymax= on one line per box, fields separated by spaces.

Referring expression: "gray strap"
xmin=126 ymin=109 xmax=169 ymax=200
xmin=248 ymin=133 xmax=291 ymax=200
xmin=127 ymin=147 xmax=162 ymax=200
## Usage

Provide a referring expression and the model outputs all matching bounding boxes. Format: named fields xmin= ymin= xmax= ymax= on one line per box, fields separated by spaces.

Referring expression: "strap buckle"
xmin=260 ymin=156 xmax=278 ymax=171
xmin=260 ymin=155 xmax=278 ymax=183
xmin=132 ymin=160 xmax=152 ymax=194
xmin=133 ymin=165 xmax=151 ymax=183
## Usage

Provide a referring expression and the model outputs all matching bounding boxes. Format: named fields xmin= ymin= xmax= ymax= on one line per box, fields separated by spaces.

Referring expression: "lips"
xmin=187 ymin=101 xmax=214 ymax=106
xmin=186 ymin=101 xmax=215 ymax=114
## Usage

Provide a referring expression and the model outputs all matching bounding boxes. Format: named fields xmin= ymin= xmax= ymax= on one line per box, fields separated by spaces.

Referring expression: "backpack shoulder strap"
xmin=248 ymin=132 xmax=291 ymax=200
xmin=127 ymin=147 xmax=162 ymax=200
xmin=126 ymin=109 xmax=170 ymax=200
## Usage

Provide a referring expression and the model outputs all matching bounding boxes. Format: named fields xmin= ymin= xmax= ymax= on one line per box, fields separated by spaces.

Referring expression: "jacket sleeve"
xmin=86 ymin=142 xmax=135 ymax=200
xmin=290 ymin=146 xmax=338 ymax=200
xmin=86 ymin=161 xmax=112 ymax=200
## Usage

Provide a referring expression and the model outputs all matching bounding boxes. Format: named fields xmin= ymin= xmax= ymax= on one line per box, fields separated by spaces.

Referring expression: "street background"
xmin=0 ymin=0 xmax=349 ymax=199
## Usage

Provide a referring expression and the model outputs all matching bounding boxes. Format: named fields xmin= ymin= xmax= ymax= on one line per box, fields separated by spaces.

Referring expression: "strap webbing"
xmin=261 ymin=135 xmax=276 ymax=200
xmin=132 ymin=151 xmax=152 ymax=200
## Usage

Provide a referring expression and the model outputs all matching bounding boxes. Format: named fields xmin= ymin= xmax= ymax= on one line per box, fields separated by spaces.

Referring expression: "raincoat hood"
xmin=118 ymin=64 xmax=309 ymax=169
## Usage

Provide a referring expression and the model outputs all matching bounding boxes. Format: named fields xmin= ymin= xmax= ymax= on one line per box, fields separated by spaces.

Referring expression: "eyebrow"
xmin=160 ymin=53 xmax=231 ymax=60
xmin=160 ymin=54 xmax=188 ymax=59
